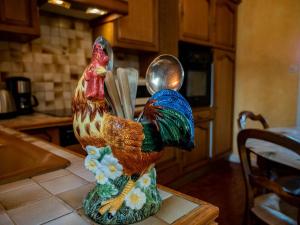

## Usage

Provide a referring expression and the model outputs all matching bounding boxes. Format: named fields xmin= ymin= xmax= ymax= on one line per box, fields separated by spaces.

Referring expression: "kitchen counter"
xmin=0 ymin=126 xmax=219 ymax=225
xmin=0 ymin=113 xmax=72 ymax=130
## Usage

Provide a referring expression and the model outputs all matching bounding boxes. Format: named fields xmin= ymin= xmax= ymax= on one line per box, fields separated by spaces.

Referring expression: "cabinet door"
xmin=0 ymin=0 xmax=31 ymax=26
xmin=214 ymin=0 xmax=237 ymax=49
xmin=179 ymin=0 xmax=213 ymax=44
xmin=213 ymin=50 xmax=234 ymax=156
xmin=116 ymin=0 xmax=158 ymax=51
xmin=156 ymin=146 xmax=182 ymax=185
xmin=182 ymin=118 xmax=210 ymax=173
xmin=0 ymin=0 xmax=39 ymax=40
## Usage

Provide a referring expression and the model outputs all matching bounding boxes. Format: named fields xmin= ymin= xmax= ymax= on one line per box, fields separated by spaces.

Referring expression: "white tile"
xmin=0 ymin=212 xmax=14 ymax=225
xmin=0 ymin=127 xmax=16 ymax=135
xmin=21 ymin=136 xmax=37 ymax=142
xmin=158 ymin=189 xmax=173 ymax=201
xmin=76 ymin=208 xmax=95 ymax=224
xmin=155 ymin=196 xmax=199 ymax=224
xmin=0 ymin=204 xmax=14 ymax=225
xmin=70 ymin=168 xmax=96 ymax=182
xmin=57 ymin=183 xmax=94 ymax=209
xmin=7 ymin=197 xmax=72 ymax=225
xmin=52 ymin=149 xmax=81 ymax=162
xmin=43 ymin=212 xmax=89 ymax=225
xmin=0 ymin=182 xmax=51 ymax=210
xmin=66 ymin=159 xmax=85 ymax=172
xmin=0 ymin=179 xmax=34 ymax=194
xmin=135 ymin=216 xmax=168 ymax=225
xmin=40 ymin=174 xmax=87 ymax=195
xmin=33 ymin=169 xmax=71 ymax=183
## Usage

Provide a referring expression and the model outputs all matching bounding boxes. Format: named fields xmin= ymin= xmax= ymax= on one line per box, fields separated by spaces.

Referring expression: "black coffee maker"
xmin=6 ymin=77 xmax=38 ymax=115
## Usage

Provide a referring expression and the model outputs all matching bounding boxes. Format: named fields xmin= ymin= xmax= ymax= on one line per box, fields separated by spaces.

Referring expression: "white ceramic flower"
xmin=99 ymin=155 xmax=123 ymax=180
xmin=84 ymin=155 xmax=100 ymax=173
xmin=86 ymin=145 xmax=101 ymax=159
xmin=95 ymin=169 xmax=108 ymax=184
xmin=125 ymin=188 xmax=146 ymax=210
xmin=138 ymin=174 xmax=151 ymax=188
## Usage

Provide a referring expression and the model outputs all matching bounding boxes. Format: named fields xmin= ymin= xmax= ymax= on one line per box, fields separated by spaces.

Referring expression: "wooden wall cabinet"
xmin=0 ymin=0 xmax=40 ymax=42
xmin=94 ymin=0 xmax=158 ymax=52
xmin=213 ymin=0 xmax=237 ymax=50
xmin=159 ymin=0 xmax=239 ymax=56
xmin=179 ymin=0 xmax=213 ymax=45
xmin=213 ymin=49 xmax=235 ymax=156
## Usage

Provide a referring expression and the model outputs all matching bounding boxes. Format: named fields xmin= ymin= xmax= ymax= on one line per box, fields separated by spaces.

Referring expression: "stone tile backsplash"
xmin=0 ymin=14 xmax=140 ymax=112
xmin=0 ymin=14 xmax=93 ymax=111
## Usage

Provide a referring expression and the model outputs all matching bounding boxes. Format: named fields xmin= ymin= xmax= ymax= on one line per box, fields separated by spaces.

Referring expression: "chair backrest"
xmin=237 ymin=129 xmax=300 ymax=210
xmin=237 ymin=111 xmax=269 ymax=130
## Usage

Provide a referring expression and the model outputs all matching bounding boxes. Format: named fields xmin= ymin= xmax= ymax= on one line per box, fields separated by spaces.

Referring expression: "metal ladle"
xmin=137 ymin=54 xmax=184 ymax=121
xmin=146 ymin=54 xmax=184 ymax=94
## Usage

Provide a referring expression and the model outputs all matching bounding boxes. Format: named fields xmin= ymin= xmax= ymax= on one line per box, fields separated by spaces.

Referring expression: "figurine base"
xmin=83 ymin=168 xmax=162 ymax=225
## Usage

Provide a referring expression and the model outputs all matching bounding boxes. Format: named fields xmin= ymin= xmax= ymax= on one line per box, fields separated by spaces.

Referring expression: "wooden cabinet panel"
xmin=117 ymin=0 xmax=157 ymax=47
xmin=156 ymin=146 xmax=182 ymax=185
xmin=213 ymin=50 xmax=234 ymax=156
xmin=0 ymin=0 xmax=39 ymax=41
xmin=94 ymin=0 xmax=158 ymax=51
xmin=179 ymin=0 xmax=212 ymax=44
xmin=182 ymin=119 xmax=210 ymax=173
xmin=0 ymin=0 xmax=31 ymax=26
xmin=214 ymin=0 xmax=237 ymax=49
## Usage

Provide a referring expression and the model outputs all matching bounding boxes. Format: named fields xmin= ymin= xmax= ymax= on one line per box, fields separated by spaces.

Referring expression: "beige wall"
xmin=232 ymin=0 xmax=300 ymax=154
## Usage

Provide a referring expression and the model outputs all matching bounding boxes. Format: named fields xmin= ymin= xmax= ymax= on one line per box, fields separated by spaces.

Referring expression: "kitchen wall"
xmin=232 ymin=0 xmax=300 ymax=156
xmin=0 ymin=14 xmax=93 ymax=111
xmin=0 ymin=13 xmax=139 ymax=112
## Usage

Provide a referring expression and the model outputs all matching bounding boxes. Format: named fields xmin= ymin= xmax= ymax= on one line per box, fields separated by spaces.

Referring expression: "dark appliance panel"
xmin=179 ymin=42 xmax=213 ymax=107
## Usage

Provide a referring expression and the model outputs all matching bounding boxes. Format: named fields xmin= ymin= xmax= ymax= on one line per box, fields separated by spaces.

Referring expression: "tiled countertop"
xmin=0 ymin=126 xmax=219 ymax=225
xmin=0 ymin=113 xmax=72 ymax=130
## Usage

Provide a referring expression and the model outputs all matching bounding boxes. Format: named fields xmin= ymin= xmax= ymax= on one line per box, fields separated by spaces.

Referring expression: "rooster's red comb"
xmin=92 ymin=43 xmax=109 ymax=66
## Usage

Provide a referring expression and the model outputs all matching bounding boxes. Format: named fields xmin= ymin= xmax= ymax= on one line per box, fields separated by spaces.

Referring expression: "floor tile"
xmin=43 ymin=212 xmax=89 ymax=225
xmin=40 ymin=174 xmax=87 ymax=195
xmin=155 ymin=195 xmax=198 ymax=224
xmin=57 ymin=183 xmax=94 ymax=209
xmin=158 ymin=189 xmax=173 ymax=201
xmin=0 ymin=179 xmax=34 ymax=194
xmin=7 ymin=197 xmax=72 ymax=225
xmin=33 ymin=169 xmax=71 ymax=183
xmin=176 ymin=161 xmax=245 ymax=225
xmin=0 ymin=182 xmax=51 ymax=210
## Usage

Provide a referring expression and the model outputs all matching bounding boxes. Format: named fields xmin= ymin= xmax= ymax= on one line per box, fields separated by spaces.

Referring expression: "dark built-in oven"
xmin=179 ymin=42 xmax=213 ymax=107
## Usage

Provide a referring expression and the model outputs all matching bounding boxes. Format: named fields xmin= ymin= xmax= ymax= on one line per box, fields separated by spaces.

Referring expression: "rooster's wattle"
xmin=72 ymin=37 xmax=194 ymax=224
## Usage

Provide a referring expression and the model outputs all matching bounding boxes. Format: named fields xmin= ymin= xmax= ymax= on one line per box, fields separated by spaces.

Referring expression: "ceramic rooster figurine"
xmin=72 ymin=37 xmax=194 ymax=224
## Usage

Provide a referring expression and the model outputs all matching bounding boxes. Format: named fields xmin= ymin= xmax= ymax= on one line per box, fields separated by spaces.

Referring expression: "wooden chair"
xmin=237 ymin=129 xmax=300 ymax=225
xmin=237 ymin=110 xmax=298 ymax=178
xmin=238 ymin=111 xmax=269 ymax=130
